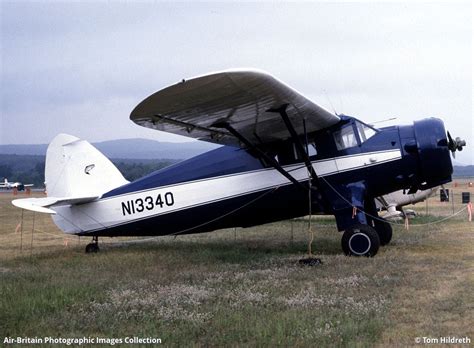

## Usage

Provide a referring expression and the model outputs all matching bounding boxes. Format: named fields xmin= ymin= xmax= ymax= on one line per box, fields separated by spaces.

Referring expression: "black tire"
xmin=85 ymin=243 xmax=99 ymax=253
xmin=341 ymin=224 xmax=380 ymax=257
xmin=373 ymin=219 xmax=393 ymax=246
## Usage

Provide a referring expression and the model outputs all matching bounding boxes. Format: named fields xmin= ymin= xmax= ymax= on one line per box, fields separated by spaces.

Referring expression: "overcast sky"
xmin=1 ymin=1 xmax=472 ymax=164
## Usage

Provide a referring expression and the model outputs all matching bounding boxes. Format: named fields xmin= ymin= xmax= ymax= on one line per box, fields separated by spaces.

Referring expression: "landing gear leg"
xmin=373 ymin=219 xmax=393 ymax=246
xmin=85 ymin=236 xmax=100 ymax=253
xmin=364 ymin=197 xmax=392 ymax=246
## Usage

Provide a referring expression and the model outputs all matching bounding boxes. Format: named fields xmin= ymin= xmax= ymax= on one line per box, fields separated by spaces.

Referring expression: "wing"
xmin=130 ymin=69 xmax=340 ymax=147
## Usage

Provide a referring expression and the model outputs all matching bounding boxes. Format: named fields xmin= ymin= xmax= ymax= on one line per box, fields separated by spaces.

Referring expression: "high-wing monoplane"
xmin=12 ymin=70 xmax=466 ymax=256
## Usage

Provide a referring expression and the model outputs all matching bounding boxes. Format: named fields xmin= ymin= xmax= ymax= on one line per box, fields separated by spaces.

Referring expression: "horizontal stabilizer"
xmin=12 ymin=195 xmax=99 ymax=214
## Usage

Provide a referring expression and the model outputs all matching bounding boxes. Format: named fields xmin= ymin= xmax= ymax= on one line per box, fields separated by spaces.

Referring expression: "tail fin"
xmin=45 ymin=134 xmax=129 ymax=197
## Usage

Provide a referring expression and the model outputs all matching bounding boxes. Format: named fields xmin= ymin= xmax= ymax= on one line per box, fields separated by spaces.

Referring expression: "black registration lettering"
xmin=136 ymin=198 xmax=144 ymax=212
xmin=121 ymin=201 xmax=132 ymax=216
xmin=121 ymin=192 xmax=175 ymax=216
xmin=155 ymin=194 xmax=164 ymax=208
xmin=145 ymin=196 xmax=154 ymax=210
xmin=165 ymin=192 xmax=174 ymax=206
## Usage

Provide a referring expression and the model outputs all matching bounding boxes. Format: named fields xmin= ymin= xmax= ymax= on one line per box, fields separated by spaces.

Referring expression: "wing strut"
xmin=267 ymin=104 xmax=319 ymax=180
xmin=268 ymin=104 xmax=328 ymax=213
xmin=212 ymin=121 xmax=309 ymax=192
xmin=268 ymin=104 xmax=325 ymax=262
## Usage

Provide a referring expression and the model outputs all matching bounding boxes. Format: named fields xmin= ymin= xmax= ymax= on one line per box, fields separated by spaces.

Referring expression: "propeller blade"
xmin=447 ymin=131 xmax=453 ymax=142
xmin=446 ymin=131 xmax=466 ymax=158
xmin=447 ymin=131 xmax=455 ymax=151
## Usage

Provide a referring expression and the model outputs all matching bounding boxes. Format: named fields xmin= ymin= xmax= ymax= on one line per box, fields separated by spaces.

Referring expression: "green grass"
xmin=1 ymin=187 xmax=473 ymax=346
xmin=1 ymin=236 xmax=394 ymax=346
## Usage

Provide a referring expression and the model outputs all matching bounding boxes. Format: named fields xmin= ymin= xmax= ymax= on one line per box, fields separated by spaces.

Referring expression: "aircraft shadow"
xmin=105 ymin=235 xmax=343 ymax=264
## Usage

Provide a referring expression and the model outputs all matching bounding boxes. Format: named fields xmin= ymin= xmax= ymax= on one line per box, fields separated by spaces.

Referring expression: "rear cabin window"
xmin=334 ymin=125 xmax=358 ymax=150
xmin=308 ymin=143 xmax=317 ymax=157
xmin=276 ymin=142 xmax=317 ymax=164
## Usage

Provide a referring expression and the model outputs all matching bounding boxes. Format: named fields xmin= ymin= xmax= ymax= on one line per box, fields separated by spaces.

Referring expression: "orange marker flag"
xmin=468 ymin=202 xmax=472 ymax=222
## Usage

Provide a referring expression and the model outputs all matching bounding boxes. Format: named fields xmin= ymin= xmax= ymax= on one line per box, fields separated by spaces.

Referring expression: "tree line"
xmin=0 ymin=155 xmax=179 ymax=188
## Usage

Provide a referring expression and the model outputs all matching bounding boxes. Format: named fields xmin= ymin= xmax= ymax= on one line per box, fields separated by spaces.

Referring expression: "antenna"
xmin=369 ymin=117 xmax=397 ymax=126
xmin=338 ymin=95 xmax=344 ymax=116
xmin=323 ymin=90 xmax=338 ymax=116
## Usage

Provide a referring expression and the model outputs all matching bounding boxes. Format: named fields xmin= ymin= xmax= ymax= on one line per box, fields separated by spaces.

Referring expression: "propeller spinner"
xmin=447 ymin=131 xmax=466 ymax=158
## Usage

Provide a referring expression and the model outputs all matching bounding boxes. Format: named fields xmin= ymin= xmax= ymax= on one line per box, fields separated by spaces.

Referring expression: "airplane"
xmin=376 ymin=188 xmax=436 ymax=220
xmin=1 ymin=178 xmax=34 ymax=191
xmin=11 ymin=69 xmax=466 ymax=256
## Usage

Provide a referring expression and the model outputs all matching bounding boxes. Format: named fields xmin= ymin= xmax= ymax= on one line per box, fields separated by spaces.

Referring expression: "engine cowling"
xmin=413 ymin=118 xmax=453 ymax=190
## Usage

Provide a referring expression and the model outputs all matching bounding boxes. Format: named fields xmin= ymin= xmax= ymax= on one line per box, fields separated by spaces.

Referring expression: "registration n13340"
xmin=121 ymin=192 xmax=175 ymax=216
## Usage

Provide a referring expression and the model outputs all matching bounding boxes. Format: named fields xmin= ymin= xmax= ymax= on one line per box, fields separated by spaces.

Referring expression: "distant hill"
xmin=453 ymin=165 xmax=474 ymax=178
xmin=0 ymin=138 xmax=219 ymax=160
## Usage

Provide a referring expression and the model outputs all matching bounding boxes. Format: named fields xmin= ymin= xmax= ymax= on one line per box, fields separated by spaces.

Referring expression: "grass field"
xmin=1 ymin=180 xmax=473 ymax=347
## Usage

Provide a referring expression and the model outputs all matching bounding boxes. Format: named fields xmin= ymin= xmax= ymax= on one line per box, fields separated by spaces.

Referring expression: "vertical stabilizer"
xmin=45 ymin=134 xmax=129 ymax=197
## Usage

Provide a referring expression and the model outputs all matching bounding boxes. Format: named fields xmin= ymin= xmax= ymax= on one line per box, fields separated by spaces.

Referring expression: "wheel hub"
xmin=348 ymin=232 xmax=371 ymax=255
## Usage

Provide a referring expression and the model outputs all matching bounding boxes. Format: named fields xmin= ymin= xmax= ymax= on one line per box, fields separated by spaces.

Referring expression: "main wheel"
xmin=373 ymin=219 xmax=393 ymax=246
xmin=341 ymin=224 xmax=380 ymax=257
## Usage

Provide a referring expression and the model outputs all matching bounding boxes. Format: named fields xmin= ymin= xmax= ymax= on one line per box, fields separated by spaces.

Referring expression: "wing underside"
xmin=130 ymin=70 xmax=340 ymax=147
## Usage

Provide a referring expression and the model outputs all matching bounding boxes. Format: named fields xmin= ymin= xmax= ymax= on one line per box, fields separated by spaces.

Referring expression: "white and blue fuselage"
xmin=52 ymin=115 xmax=452 ymax=238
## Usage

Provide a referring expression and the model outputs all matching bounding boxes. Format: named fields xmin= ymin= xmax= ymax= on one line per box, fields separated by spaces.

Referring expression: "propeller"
xmin=447 ymin=131 xmax=466 ymax=158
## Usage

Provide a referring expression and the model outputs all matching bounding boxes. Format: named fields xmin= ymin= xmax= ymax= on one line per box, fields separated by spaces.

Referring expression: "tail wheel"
xmin=341 ymin=224 xmax=380 ymax=257
xmin=85 ymin=243 xmax=99 ymax=253
xmin=373 ymin=219 xmax=393 ymax=246
xmin=85 ymin=236 xmax=100 ymax=253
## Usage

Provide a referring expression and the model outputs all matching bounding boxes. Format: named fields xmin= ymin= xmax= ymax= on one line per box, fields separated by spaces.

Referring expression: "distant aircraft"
xmin=1 ymin=178 xmax=34 ymax=191
xmin=376 ymin=188 xmax=437 ymax=220
xmin=11 ymin=70 xmax=466 ymax=256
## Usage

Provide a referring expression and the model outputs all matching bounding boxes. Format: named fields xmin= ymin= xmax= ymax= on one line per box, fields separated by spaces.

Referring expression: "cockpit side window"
xmin=333 ymin=124 xmax=358 ymax=150
xmin=308 ymin=143 xmax=317 ymax=157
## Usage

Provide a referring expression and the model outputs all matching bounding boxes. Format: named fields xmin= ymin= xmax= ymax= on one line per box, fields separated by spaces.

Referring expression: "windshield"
xmin=333 ymin=121 xmax=378 ymax=150
xmin=356 ymin=121 xmax=377 ymax=143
